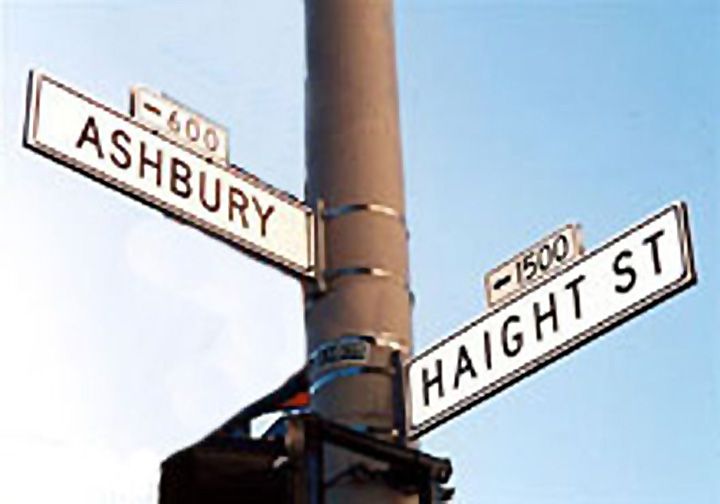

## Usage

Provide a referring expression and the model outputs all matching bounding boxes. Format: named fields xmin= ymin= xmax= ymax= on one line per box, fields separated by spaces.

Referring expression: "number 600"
xmin=167 ymin=110 xmax=220 ymax=153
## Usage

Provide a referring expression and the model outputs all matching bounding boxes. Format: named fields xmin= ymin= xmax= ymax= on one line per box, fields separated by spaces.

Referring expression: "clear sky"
xmin=1 ymin=1 xmax=717 ymax=503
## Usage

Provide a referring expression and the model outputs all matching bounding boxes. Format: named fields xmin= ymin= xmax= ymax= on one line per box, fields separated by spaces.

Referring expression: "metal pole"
xmin=304 ymin=1 xmax=414 ymax=502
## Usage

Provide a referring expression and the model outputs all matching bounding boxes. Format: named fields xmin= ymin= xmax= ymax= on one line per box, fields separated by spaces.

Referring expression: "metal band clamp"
xmin=323 ymin=202 xmax=406 ymax=224
xmin=309 ymin=365 xmax=394 ymax=394
xmin=323 ymin=266 xmax=410 ymax=290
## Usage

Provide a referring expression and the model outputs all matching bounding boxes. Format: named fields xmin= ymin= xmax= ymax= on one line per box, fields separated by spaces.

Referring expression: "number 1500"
xmin=516 ymin=227 xmax=582 ymax=284
xmin=167 ymin=109 xmax=220 ymax=154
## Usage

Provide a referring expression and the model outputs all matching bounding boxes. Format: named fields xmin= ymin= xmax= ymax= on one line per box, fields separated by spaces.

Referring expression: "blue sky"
xmin=1 ymin=1 xmax=717 ymax=502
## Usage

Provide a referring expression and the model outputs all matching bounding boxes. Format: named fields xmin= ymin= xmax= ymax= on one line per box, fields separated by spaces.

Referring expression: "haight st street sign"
xmin=23 ymin=70 xmax=316 ymax=279
xmin=407 ymin=202 xmax=696 ymax=439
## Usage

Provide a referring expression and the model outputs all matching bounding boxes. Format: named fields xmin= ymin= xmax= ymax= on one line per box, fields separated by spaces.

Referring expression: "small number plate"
xmin=130 ymin=86 xmax=229 ymax=164
xmin=484 ymin=224 xmax=584 ymax=307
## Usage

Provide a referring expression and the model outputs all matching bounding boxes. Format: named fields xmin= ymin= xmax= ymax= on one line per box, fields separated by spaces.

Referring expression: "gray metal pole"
xmin=304 ymin=0 xmax=415 ymax=502
xmin=305 ymin=0 xmax=413 ymax=504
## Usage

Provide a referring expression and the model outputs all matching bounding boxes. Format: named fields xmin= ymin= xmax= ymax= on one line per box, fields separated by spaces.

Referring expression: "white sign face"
xmin=130 ymin=86 xmax=229 ymax=165
xmin=485 ymin=224 xmax=584 ymax=307
xmin=408 ymin=202 xmax=696 ymax=439
xmin=23 ymin=71 xmax=315 ymax=278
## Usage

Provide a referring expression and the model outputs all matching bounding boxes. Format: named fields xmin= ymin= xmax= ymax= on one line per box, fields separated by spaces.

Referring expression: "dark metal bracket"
xmin=285 ymin=413 xmax=452 ymax=504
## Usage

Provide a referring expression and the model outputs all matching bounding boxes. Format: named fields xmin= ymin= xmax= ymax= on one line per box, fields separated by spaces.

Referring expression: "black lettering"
xmin=643 ymin=230 xmax=665 ymax=275
xmin=613 ymin=250 xmax=636 ymax=294
xmin=554 ymin=233 xmax=570 ymax=261
xmin=565 ymin=274 xmax=586 ymax=320
xmin=453 ymin=345 xmax=477 ymax=389
xmin=533 ymin=292 xmax=558 ymax=341
xmin=483 ymin=330 xmax=492 ymax=370
xmin=170 ymin=158 xmax=192 ymax=199
xmin=422 ymin=359 xmax=444 ymax=407
xmin=252 ymin=197 xmax=275 ymax=238
xmin=75 ymin=116 xmax=104 ymax=158
xmin=110 ymin=129 xmax=131 ymax=169
xmin=501 ymin=315 xmax=523 ymax=357
xmin=538 ymin=244 xmax=552 ymax=270
xmin=139 ymin=142 xmax=162 ymax=187
xmin=199 ymin=172 xmax=221 ymax=212
xmin=228 ymin=187 xmax=249 ymax=228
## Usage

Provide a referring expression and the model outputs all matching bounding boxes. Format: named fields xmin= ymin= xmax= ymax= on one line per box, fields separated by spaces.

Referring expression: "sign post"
xmin=20 ymin=11 xmax=701 ymax=498
xmin=407 ymin=202 xmax=696 ymax=439
xmin=304 ymin=1 xmax=414 ymax=502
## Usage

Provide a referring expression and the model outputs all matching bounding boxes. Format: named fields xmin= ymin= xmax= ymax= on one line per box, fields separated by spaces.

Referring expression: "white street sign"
xmin=130 ymin=86 xmax=230 ymax=165
xmin=23 ymin=70 xmax=315 ymax=278
xmin=407 ymin=202 xmax=696 ymax=439
xmin=484 ymin=224 xmax=584 ymax=307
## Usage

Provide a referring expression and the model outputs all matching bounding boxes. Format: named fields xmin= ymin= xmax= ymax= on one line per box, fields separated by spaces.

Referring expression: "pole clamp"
xmin=308 ymin=333 xmax=409 ymax=393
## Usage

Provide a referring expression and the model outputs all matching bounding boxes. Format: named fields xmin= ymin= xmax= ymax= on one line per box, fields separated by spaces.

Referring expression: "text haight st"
xmin=407 ymin=202 xmax=695 ymax=439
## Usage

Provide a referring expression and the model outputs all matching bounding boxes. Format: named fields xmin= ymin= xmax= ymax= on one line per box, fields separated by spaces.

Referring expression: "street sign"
xmin=484 ymin=224 xmax=584 ymax=307
xmin=130 ymin=86 xmax=230 ymax=165
xmin=407 ymin=202 xmax=696 ymax=439
xmin=23 ymin=70 xmax=315 ymax=278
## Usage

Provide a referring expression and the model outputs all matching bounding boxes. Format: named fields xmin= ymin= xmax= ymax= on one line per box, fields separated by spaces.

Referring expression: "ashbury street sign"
xmin=407 ymin=202 xmax=696 ymax=439
xmin=23 ymin=70 xmax=315 ymax=278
